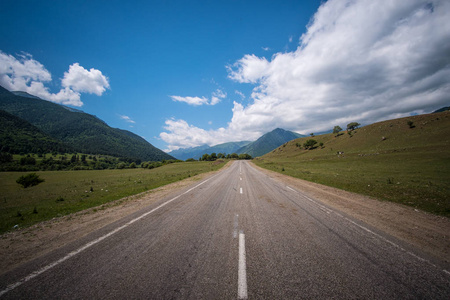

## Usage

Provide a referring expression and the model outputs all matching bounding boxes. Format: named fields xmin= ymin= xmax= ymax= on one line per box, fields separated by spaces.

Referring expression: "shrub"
xmin=407 ymin=120 xmax=415 ymax=128
xmin=303 ymin=139 xmax=318 ymax=150
xmin=16 ymin=173 xmax=45 ymax=188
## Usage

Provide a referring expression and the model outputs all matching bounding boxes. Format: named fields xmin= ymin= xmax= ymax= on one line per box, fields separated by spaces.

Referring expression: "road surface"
xmin=1 ymin=161 xmax=449 ymax=299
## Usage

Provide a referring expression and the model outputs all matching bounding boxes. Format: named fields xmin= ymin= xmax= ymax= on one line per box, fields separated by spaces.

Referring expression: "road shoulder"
xmin=0 ymin=164 xmax=232 ymax=275
xmin=250 ymin=161 xmax=449 ymax=265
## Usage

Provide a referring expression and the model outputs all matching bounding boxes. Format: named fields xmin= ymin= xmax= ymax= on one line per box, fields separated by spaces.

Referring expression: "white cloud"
xmin=170 ymin=89 xmax=226 ymax=106
xmin=170 ymin=95 xmax=208 ymax=106
xmin=62 ymin=63 xmax=110 ymax=96
xmin=262 ymin=47 xmax=271 ymax=51
xmin=161 ymin=0 xmax=450 ymax=150
xmin=227 ymin=54 xmax=269 ymax=83
xmin=119 ymin=115 xmax=136 ymax=124
xmin=225 ymin=0 xmax=450 ymax=134
xmin=160 ymin=116 xmax=261 ymax=151
xmin=0 ymin=51 xmax=109 ymax=107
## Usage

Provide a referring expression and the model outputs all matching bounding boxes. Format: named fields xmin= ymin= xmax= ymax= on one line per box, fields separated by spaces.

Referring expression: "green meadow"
xmin=254 ymin=111 xmax=450 ymax=217
xmin=0 ymin=161 xmax=226 ymax=234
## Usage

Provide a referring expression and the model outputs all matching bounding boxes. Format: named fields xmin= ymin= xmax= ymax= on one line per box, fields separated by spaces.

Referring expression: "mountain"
xmin=0 ymin=86 xmax=174 ymax=161
xmin=433 ymin=106 xmax=450 ymax=113
xmin=11 ymin=91 xmax=42 ymax=100
xmin=237 ymin=128 xmax=304 ymax=157
xmin=169 ymin=144 xmax=210 ymax=161
xmin=169 ymin=141 xmax=251 ymax=160
xmin=0 ymin=109 xmax=73 ymax=154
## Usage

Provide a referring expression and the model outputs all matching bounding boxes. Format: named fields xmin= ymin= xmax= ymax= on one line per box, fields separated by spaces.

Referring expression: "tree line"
xmin=198 ymin=152 xmax=252 ymax=161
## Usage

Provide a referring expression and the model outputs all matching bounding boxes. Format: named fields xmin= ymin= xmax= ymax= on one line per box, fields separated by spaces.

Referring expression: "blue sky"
xmin=1 ymin=0 xmax=449 ymax=152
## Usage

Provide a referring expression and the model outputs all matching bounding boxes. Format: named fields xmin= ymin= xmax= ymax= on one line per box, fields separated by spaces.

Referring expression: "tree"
xmin=0 ymin=153 xmax=13 ymax=163
xmin=303 ymin=139 xmax=318 ymax=150
xmin=16 ymin=173 xmax=45 ymax=188
xmin=201 ymin=153 xmax=211 ymax=161
xmin=347 ymin=122 xmax=361 ymax=131
xmin=210 ymin=153 xmax=217 ymax=161
xmin=20 ymin=156 xmax=36 ymax=165
xmin=407 ymin=120 xmax=415 ymax=128
xmin=333 ymin=126 xmax=342 ymax=135
xmin=238 ymin=153 xmax=252 ymax=160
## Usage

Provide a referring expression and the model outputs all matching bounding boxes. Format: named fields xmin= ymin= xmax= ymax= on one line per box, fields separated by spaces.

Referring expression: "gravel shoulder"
xmin=251 ymin=162 xmax=449 ymax=265
xmin=1 ymin=160 xmax=448 ymax=275
xmin=0 ymin=165 xmax=230 ymax=275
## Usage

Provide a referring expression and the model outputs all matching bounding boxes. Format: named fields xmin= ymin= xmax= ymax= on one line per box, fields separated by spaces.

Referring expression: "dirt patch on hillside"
xmin=0 ymin=164 xmax=231 ymax=275
xmin=251 ymin=162 xmax=450 ymax=265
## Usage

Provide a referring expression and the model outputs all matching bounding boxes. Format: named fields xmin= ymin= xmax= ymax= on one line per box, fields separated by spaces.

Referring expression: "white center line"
xmin=233 ymin=214 xmax=239 ymax=239
xmin=238 ymin=232 xmax=248 ymax=299
xmin=240 ymin=187 xmax=243 ymax=194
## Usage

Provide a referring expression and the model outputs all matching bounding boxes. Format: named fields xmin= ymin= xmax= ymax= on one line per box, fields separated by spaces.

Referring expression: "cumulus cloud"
xmin=170 ymin=89 xmax=226 ymax=106
xmin=0 ymin=51 xmax=109 ymax=106
xmin=161 ymin=0 xmax=450 ymax=150
xmin=226 ymin=0 xmax=450 ymax=134
xmin=160 ymin=116 xmax=260 ymax=152
xmin=119 ymin=115 xmax=136 ymax=124
xmin=62 ymin=63 xmax=110 ymax=95
xmin=227 ymin=54 xmax=269 ymax=83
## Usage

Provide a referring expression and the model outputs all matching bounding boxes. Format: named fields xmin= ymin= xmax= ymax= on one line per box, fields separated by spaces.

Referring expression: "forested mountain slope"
xmin=0 ymin=86 xmax=173 ymax=161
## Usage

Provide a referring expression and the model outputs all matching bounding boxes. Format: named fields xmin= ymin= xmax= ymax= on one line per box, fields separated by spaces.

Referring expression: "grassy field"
xmin=254 ymin=111 xmax=450 ymax=217
xmin=0 ymin=161 xmax=226 ymax=234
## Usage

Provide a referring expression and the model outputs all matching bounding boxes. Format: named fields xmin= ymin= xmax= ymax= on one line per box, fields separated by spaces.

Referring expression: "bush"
xmin=16 ymin=173 xmax=45 ymax=188
xmin=303 ymin=139 xmax=318 ymax=150
xmin=407 ymin=120 xmax=415 ymax=128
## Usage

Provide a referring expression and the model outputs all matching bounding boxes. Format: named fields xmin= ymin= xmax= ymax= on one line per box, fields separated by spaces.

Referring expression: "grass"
xmin=0 ymin=160 xmax=226 ymax=234
xmin=254 ymin=111 xmax=450 ymax=217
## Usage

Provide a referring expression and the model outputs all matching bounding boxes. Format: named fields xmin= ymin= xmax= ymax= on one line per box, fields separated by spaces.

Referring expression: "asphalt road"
xmin=1 ymin=161 xmax=449 ymax=299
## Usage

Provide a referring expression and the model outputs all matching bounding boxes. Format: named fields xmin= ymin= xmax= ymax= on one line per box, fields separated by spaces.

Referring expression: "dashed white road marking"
xmin=238 ymin=232 xmax=248 ymax=299
xmin=240 ymin=187 xmax=243 ymax=194
xmin=0 ymin=175 xmax=218 ymax=297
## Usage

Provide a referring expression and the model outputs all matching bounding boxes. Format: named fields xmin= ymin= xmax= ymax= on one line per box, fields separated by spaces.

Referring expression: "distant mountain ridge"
xmin=170 ymin=128 xmax=303 ymax=160
xmin=0 ymin=86 xmax=174 ymax=161
xmin=237 ymin=128 xmax=304 ymax=157
xmin=169 ymin=141 xmax=251 ymax=160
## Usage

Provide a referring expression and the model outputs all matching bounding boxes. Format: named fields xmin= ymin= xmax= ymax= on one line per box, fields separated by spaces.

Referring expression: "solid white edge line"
xmin=0 ymin=175 xmax=216 ymax=297
xmin=285 ymin=185 xmax=446 ymax=274
xmin=238 ymin=232 xmax=248 ymax=299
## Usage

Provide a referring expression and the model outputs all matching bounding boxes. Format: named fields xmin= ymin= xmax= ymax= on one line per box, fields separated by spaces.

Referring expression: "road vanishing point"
xmin=1 ymin=161 xmax=449 ymax=299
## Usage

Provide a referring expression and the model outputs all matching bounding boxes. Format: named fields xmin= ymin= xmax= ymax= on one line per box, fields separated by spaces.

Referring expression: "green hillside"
xmin=238 ymin=128 xmax=304 ymax=157
xmin=0 ymin=109 xmax=73 ymax=154
xmin=0 ymin=86 xmax=174 ymax=161
xmin=254 ymin=112 xmax=450 ymax=216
